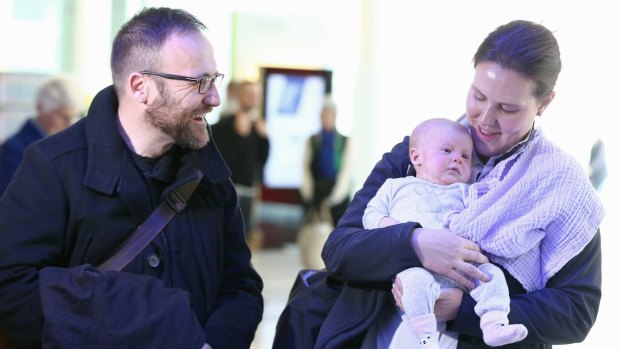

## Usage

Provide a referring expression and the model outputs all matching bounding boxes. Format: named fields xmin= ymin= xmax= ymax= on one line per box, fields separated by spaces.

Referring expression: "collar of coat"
xmin=83 ymin=85 xmax=231 ymax=196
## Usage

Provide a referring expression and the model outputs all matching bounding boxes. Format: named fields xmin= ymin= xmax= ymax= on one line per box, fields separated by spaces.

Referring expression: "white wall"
xmin=354 ymin=0 xmax=618 ymax=175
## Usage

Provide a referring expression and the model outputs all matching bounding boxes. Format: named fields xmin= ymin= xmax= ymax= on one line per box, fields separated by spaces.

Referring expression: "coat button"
xmin=147 ymin=253 xmax=160 ymax=268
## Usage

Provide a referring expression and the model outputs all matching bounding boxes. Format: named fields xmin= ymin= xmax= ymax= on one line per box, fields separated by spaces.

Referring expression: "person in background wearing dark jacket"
xmin=211 ymin=80 xmax=270 ymax=246
xmin=300 ymin=97 xmax=353 ymax=227
xmin=0 ymin=76 xmax=84 ymax=196
xmin=311 ymin=20 xmax=604 ymax=349
xmin=0 ymin=7 xmax=263 ymax=349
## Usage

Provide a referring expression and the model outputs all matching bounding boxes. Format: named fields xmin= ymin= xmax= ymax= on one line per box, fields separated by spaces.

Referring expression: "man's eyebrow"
xmin=199 ymin=72 xmax=218 ymax=78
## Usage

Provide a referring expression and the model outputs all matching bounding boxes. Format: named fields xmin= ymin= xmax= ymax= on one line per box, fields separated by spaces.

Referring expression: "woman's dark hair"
xmin=473 ymin=20 xmax=561 ymax=98
xmin=110 ymin=7 xmax=207 ymax=93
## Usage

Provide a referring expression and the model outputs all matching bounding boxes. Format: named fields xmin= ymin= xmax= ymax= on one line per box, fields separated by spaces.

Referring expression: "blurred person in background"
xmin=588 ymin=138 xmax=607 ymax=192
xmin=219 ymin=79 xmax=241 ymax=115
xmin=300 ymin=97 xmax=352 ymax=226
xmin=211 ymin=80 xmax=270 ymax=248
xmin=0 ymin=76 xmax=85 ymax=195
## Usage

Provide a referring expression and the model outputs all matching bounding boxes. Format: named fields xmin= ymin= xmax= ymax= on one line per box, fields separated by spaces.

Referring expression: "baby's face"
xmin=411 ymin=127 xmax=473 ymax=185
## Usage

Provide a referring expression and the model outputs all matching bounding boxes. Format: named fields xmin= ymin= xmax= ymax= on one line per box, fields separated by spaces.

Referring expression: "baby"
xmin=363 ymin=118 xmax=527 ymax=348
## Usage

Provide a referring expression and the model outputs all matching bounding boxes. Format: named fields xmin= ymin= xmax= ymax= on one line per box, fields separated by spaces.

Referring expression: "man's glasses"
xmin=139 ymin=71 xmax=225 ymax=94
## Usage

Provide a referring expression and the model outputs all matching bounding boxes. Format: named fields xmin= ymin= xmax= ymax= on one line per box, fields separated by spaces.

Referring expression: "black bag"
xmin=39 ymin=265 xmax=206 ymax=349
xmin=272 ymin=269 xmax=344 ymax=349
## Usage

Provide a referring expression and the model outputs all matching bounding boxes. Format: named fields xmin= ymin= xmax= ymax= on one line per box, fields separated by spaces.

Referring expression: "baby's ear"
xmin=409 ymin=147 xmax=421 ymax=166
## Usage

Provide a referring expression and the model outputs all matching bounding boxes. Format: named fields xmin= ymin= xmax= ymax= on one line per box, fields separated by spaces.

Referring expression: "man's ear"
xmin=128 ymin=72 xmax=148 ymax=104
xmin=536 ymin=91 xmax=555 ymax=116
xmin=35 ymin=100 xmax=44 ymax=115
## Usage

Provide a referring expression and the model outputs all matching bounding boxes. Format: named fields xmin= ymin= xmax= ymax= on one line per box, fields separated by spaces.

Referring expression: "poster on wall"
xmin=261 ymin=67 xmax=332 ymax=190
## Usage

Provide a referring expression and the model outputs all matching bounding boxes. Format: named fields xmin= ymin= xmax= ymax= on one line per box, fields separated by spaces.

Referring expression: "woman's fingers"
xmin=445 ymin=268 xmax=475 ymax=289
xmin=457 ymin=261 xmax=490 ymax=283
xmin=467 ymin=248 xmax=489 ymax=264
xmin=392 ymin=278 xmax=404 ymax=310
xmin=461 ymin=238 xmax=489 ymax=264
xmin=411 ymin=228 xmax=490 ymax=287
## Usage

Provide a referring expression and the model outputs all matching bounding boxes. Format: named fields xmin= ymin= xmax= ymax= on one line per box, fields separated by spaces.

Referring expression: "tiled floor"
xmin=250 ymin=243 xmax=304 ymax=349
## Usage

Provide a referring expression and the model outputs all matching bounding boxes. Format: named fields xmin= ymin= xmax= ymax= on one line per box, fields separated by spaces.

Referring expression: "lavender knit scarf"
xmin=448 ymin=130 xmax=605 ymax=292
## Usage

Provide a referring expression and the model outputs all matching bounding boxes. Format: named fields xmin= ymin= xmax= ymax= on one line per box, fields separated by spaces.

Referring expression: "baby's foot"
xmin=406 ymin=313 xmax=439 ymax=349
xmin=480 ymin=310 xmax=528 ymax=347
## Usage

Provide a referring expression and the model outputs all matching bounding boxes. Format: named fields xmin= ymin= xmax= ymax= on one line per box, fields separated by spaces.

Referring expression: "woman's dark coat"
xmin=275 ymin=135 xmax=602 ymax=349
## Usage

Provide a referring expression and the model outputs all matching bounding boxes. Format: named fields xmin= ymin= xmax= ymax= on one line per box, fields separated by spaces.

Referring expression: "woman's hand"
xmin=391 ymin=281 xmax=463 ymax=322
xmin=392 ymin=277 xmax=405 ymax=312
xmin=411 ymin=227 xmax=489 ymax=289
xmin=254 ymin=117 xmax=268 ymax=137
xmin=434 ymin=287 xmax=463 ymax=322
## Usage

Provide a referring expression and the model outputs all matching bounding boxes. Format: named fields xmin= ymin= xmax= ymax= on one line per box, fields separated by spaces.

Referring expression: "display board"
xmin=261 ymin=67 xmax=332 ymax=191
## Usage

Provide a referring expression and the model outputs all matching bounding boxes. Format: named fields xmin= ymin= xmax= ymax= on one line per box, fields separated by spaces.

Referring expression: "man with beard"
xmin=0 ymin=7 xmax=263 ymax=349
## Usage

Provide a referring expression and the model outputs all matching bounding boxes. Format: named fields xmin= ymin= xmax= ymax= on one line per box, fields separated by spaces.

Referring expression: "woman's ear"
xmin=536 ymin=91 xmax=555 ymax=116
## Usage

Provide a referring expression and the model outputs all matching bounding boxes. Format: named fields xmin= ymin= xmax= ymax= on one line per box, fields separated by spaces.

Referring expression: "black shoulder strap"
xmin=97 ymin=169 xmax=204 ymax=271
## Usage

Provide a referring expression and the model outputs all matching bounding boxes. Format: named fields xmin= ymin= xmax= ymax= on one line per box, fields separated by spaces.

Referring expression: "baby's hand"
xmin=379 ymin=216 xmax=400 ymax=228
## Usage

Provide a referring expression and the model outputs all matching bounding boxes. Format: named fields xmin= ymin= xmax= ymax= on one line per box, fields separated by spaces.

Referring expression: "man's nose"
xmin=203 ymin=85 xmax=221 ymax=107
